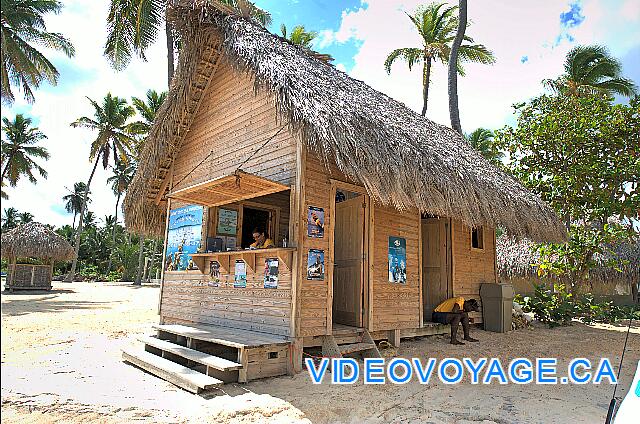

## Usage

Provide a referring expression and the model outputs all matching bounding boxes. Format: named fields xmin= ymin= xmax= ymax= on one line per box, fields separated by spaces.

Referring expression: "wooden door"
xmin=333 ymin=196 xmax=365 ymax=327
xmin=422 ymin=218 xmax=452 ymax=320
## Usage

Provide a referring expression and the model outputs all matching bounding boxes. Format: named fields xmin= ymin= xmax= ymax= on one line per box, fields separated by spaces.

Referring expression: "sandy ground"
xmin=1 ymin=281 xmax=639 ymax=423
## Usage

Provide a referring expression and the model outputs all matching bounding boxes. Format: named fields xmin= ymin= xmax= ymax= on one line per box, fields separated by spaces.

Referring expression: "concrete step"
xmin=139 ymin=335 xmax=242 ymax=371
xmin=339 ymin=342 xmax=377 ymax=355
xmin=122 ymin=347 xmax=222 ymax=393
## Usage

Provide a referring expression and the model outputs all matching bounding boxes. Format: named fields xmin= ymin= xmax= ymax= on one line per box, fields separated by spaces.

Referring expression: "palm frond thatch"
xmin=1 ymin=222 xmax=75 ymax=261
xmin=497 ymin=234 xmax=640 ymax=281
xmin=123 ymin=1 xmax=565 ymax=242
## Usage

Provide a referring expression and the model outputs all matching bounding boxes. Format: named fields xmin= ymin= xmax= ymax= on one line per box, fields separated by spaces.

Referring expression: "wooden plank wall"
xmin=161 ymin=56 xmax=298 ymax=336
xmin=451 ymin=220 xmax=498 ymax=323
xmin=296 ymin=153 xmax=334 ymax=337
xmin=371 ymin=205 xmax=422 ymax=331
xmin=171 ymin=57 xmax=297 ymax=193
xmin=161 ymin=254 xmax=293 ymax=336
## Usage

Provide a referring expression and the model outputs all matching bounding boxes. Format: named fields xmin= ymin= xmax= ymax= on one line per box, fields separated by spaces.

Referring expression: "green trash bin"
xmin=479 ymin=283 xmax=514 ymax=333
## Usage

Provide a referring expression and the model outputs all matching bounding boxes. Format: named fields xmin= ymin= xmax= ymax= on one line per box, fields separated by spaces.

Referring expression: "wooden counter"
xmin=191 ymin=247 xmax=296 ymax=274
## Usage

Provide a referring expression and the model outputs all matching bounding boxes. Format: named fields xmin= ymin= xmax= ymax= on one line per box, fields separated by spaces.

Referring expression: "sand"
xmin=2 ymin=280 xmax=638 ymax=423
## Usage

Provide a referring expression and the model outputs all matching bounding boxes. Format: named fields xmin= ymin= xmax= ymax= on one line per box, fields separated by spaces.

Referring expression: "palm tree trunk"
xmin=1 ymin=155 xmax=13 ymax=186
xmin=421 ymin=57 xmax=432 ymax=116
xmin=72 ymin=212 xmax=77 ymax=232
xmin=134 ymin=236 xmax=145 ymax=285
xmin=146 ymin=239 xmax=158 ymax=283
xmin=65 ymin=158 xmax=100 ymax=282
xmin=166 ymin=18 xmax=175 ymax=85
xmin=106 ymin=192 xmax=121 ymax=273
xmin=448 ymin=0 xmax=467 ymax=134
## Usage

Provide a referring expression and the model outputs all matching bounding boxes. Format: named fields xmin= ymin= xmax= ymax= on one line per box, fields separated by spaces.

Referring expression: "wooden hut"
xmin=1 ymin=222 xmax=75 ymax=291
xmin=497 ymin=234 xmax=639 ymax=303
xmin=121 ymin=1 xmax=565 ymax=392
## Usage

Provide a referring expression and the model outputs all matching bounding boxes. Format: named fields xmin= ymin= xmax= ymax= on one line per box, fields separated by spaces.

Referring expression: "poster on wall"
xmin=234 ymin=260 xmax=247 ymax=288
xmin=217 ymin=208 xmax=238 ymax=235
xmin=307 ymin=206 xmax=325 ymax=238
xmin=306 ymin=249 xmax=325 ymax=280
xmin=208 ymin=260 xmax=221 ymax=287
xmin=264 ymin=258 xmax=279 ymax=289
xmin=388 ymin=236 xmax=407 ymax=284
xmin=165 ymin=205 xmax=204 ymax=271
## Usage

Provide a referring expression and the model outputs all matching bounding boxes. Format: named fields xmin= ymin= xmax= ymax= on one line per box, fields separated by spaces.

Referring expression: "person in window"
xmin=250 ymin=227 xmax=275 ymax=249
xmin=432 ymin=297 xmax=480 ymax=345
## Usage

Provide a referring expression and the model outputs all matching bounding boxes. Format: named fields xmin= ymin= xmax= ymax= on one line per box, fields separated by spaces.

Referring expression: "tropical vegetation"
xmin=0 ymin=0 xmax=75 ymax=104
xmin=1 ymin=114 xmax=50 ymax=197
xmin=384 ymin=2 xmax=495 ymax=116
xmin=543 ymin=44 xmax=637 ymax=98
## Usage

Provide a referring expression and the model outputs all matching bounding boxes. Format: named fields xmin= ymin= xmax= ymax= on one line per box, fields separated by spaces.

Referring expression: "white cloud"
xmin=2 ymin=0 xmax=167 ymax=228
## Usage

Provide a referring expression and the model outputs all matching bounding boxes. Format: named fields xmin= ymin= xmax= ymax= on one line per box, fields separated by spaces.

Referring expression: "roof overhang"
xmin=167 ymin=171 xmax=289 ymax=207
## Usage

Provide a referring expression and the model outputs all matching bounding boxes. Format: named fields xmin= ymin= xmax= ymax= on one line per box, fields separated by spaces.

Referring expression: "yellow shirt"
xmin=434 ymin=296 xmax=465 ymax=313
xmin=250 ymin=238 xmax=275 ymax=249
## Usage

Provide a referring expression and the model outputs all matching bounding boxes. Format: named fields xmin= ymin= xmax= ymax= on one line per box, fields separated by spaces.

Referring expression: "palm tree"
xmin=63 ymin=182 xmax=90 ymax=230
xmin=543 ymin=45 xmax=637 ymax=98
xmin=1 ymin=114 xmax=50 ymax=194
xmin=1 ymin=207 xmax=19 ymax=230
xmin=447 ymin=0 xmax=466 ymax=134
xmin=104 ymin=0 xmax=271 ymax=85
xmin=83 ymin=210 xmax=96 ymax=229
xmin=106 ymin=160 xmax=135 ymax=271
xmin=130 ymin=89 xmax=167 ymax=139
xmin=280 ymin=23 xmax=333 ymax=62
xmin=66 ymin=93 xmax=136 ymax=281
xmin=18 ymin=211 xmax=34 ymax=224
xmin=0 ymin=0 xmax=75 ymax=104
xmin=466 ymin=128 xmax=503 ymax=165
xmin=384 ymin=2 xmax=495 ymax=116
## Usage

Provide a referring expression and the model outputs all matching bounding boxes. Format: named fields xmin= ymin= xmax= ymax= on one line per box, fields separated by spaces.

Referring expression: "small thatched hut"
xmin=119 ymin=1 xmax=565 ymax=390
xmin=497 ymin=234 xmax=639 ymax=303
xmin=1 ymin=222 xmax=75 ymax=291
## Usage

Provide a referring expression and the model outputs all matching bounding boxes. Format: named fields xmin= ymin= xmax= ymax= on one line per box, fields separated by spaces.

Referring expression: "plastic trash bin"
xmin=479 ymin=283 xmax=514 ymax=332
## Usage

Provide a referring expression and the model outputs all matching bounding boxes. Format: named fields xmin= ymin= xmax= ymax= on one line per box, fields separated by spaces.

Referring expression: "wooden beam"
xmin=154 ymin=164 xmax=173 ymax=206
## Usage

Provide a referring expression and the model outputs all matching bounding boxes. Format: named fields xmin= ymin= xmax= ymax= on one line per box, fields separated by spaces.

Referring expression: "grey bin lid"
xmin=479 ymin=283 xmax=515 ymax=299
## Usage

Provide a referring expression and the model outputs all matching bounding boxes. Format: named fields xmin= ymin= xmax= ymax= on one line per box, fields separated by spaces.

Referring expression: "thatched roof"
xmin=497 ymin=234 xmax=640 ymax=281
xmin=1 ymin=222 xmax=75 ymax=261
xmin=123 ymin=0 xmax=565 ymax=242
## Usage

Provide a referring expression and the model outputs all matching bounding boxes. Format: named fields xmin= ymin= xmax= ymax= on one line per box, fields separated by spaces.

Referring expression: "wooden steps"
xmin=123 ymin=323 xmax=293 ymax=391
xmin=321 ymin=327 xmax=382 ymax=363
xmin=122 ymin=347 xmax=222 ymax=394
xmin=139 ymin=335 xmax=242 ymax=371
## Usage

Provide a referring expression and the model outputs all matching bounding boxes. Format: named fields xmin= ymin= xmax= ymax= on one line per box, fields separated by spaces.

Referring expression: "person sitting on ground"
xmin=250 ymin=227 xmax=275 ymax=249
xmin=432 ymin=297 xmax=480 ymax=345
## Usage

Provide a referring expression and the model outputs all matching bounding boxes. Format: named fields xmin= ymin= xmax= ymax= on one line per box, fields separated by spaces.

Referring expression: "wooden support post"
xmin=288 ymin=338 xmax=303 ymax=375
xmin=237 ymin=347 xmax=248 ymax=383
xmin=389 ymin=329 xmax=401 ymax=348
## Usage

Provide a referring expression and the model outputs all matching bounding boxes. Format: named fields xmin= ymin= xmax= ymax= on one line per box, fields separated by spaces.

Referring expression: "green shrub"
xmin=516 ymin=284 xmax=638 ymax=327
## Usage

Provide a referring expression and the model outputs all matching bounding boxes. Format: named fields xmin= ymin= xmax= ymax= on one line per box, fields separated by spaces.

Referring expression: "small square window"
xmin=471 ymin=227 xmax=484 ymax=250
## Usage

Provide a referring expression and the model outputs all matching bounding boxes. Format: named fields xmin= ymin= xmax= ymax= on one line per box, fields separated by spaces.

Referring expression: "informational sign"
xmin=388 ymin=236 xmax=407 ymax=283
xmin=264 ymin=258 xmax=279 ymax=289
xmin=217 ymin=208 xmax=238 ymax=235
xmin=307 ymin=206 xmax=325 ymax=238
xmin=234 ymin=260 xmax=247 ymax=288
xmin=208 ymin=260 xmax=221 ymax=287
xmin=166 ymin=205 xmax=203 ymax=271
xmin=307 ymin=249 xmax=325 ymax=280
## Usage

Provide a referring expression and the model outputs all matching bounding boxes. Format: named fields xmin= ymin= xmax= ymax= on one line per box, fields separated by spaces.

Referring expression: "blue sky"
xmin=2 ymin=0 xmax=639 ymax=228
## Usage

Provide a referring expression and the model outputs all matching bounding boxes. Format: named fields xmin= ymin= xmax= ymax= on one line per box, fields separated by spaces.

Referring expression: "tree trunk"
xmin=1 ymin=156 xmax=12 ymax=186
xmin=134 ymin=236 xmax=145 ymax=285
xmin=146 ymin=239 xmax=158 ymax=283
xmin=448 ymin=0 xmax=467 ymax=134
xmin=106 ymin=192 xmax=121 ymax=273
xmin=65 ymin=158 xmax=100 ymax=282
xmin=72 ymin=212 xmax=77 ymax=232
xmin=166 ymin=17 xmax=175 ymax=85
xmin=421 ymin=57 xmax=432 ymax=116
